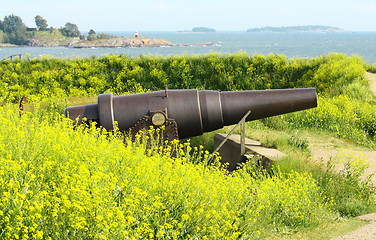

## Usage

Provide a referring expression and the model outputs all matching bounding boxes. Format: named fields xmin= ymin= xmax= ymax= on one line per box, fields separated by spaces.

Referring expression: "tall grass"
xmin=274 ymin=149 xmax=376 ymax=218
xmin=261 ymin=95 xmax=376 ymax=147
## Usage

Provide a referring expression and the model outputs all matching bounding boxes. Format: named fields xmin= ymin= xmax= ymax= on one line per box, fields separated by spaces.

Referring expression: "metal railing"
xmin=211 ymin=110 xmax=251 ymax=157
xmin=1 ymin=54 xmax=22 ymax=61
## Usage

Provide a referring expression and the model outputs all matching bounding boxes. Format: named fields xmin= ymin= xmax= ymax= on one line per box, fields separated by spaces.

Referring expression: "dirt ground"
xmin=316 ymin=72 xmax=376 ymax=239
xmin=367 ymin=72 xmax=376 ymax=94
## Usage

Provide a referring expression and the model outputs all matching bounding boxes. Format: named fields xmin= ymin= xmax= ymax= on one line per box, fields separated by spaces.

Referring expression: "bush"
xmin=309 ymin=53 xmax=365 ymax=96
xmin=0 ymin=30 xmax=4 ymax=43
xmin=0 ymin=53 xmax=367 ymax=104
xmin=0 ymin=53 xmax=373 ymax=145
xmin=319 ymin=150 xmax=376 ymax=217
xmin=365 ymin=62 xmax=376 ymax=73
xmin=274 ymin=149 xmax=376 ymax=218
xmin=284 ymin=96 xmax=376 ymax=147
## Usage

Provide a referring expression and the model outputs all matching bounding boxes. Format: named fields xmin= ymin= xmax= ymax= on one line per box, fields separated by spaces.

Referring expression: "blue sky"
xmin=1 ymin=0 xmax=376 ymax=31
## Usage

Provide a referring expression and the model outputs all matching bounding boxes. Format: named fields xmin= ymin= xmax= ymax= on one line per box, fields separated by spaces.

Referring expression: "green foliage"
xmin=86 ymin=30 xmax=116 ymax=41
xmin=87 ymin=29 xmax=96 ymax=41
xmin=0 ymin=52 xmax=366 ymax=102
xmin=0 ymin=52 xmax=373 ymax=146
xmin=0 ymin=14 xmax=29 ymax=45
xmin=309 ymin=53 xmax=365 ymax=96
xmin=35 ymin=15 xmax=48 ymax=31
xmin=365 ymin=62 xmax=376 ymax=73
xmin=60 ymin=22 xmax=80 ymax=37
xmin=339 ymin=80 xmax=374 ymax=102
xmin=287 ymin=132 xmax=309 ymax=151
xmin=282 ymin=96 xmax=376 ymax=147
xmin=96 ymin=32 xmax=117 ymax=39
xmin=0 ymin=29 xmax=4 ymax=43
xmin=318 ymin=150 xmax=375 ymax=217
xmin=274 ymin=149 xmax=376 ymax=218
xmin=33 ymin=29 xmax=65 ymax=40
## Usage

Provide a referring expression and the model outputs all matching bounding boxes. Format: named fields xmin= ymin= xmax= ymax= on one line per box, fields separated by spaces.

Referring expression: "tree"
xmin=60 ymin=22 xmax=80 ymax=37
xmin=87 ymin=29 xmax=96 ymax=41
xmin=35 ymin=15 xmax=48 ymax=31
xmin=0 ymin=30 xmax=4 ymax=43
xmin=1 ymin=14 xmax=28 ymax=45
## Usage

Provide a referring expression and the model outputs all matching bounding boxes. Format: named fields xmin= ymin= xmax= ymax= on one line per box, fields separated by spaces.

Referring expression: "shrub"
xmin=283 ymin=95 xmax=376 ymax=147
xmin=319 ymin=150 xmax=376 ymax=217
xmin=0 ymin=53 xmax=367 ymax=104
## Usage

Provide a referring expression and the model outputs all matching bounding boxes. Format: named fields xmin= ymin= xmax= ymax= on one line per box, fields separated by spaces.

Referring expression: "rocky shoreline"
xmin=0 ymin=43 xmax=18 ymax=47
xmin=69 ymin=38 xmax=176 ymax=48
xmin=30 ymin=37 xmax=177 ymax=48
xmin=1 ymin=37 xmax=214 ymax=49
xmin=1 ymin=37 xmax=179 ymax=48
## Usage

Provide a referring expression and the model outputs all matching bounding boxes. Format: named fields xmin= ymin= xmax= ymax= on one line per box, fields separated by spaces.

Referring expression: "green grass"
xmin=269 ymin=218 xmax=369 ymax=239
xmin=33 ymin=29 xmax=66 ymax=40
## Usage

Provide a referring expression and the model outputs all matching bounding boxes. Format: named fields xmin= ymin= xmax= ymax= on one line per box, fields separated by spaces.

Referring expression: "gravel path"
xmin=331 ymin=214 xmax=376 ymax=240
xmin=367 ymin=72 xmax=376 ymax=94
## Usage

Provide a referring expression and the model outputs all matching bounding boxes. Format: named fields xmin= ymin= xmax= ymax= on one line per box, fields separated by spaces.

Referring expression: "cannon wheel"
xmin=128 ymin=115 xmax=179 ymax=144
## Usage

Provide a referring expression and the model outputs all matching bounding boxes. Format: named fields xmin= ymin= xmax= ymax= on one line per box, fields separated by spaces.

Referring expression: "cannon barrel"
xmin=64 ymin=88 xmax=317 ymax=139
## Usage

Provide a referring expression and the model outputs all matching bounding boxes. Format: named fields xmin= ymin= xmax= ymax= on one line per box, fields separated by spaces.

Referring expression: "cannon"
xmin=64 ymin=88 xmax=317 ymax=141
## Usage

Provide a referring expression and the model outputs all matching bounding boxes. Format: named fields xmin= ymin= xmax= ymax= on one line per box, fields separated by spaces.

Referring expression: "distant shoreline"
xmin=246 ymin=25 xmax=351 ymax=33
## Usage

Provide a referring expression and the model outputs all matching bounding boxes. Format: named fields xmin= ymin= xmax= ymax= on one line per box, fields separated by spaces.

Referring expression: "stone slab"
xmin=214 ymin=133 xmax=285 ymax=171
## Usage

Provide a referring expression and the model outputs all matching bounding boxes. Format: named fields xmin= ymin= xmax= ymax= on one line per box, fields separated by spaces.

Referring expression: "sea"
xmin=1 ymin=31 xmax=376 ymax=63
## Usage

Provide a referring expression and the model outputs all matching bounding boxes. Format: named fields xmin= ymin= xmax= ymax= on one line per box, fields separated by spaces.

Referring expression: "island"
xmin=246 ymin=25 xmax=350 ymax=33
xmin=179 ymin=27 xmax=216 ymax=33
xmin=192 ymin=27 xmax=216 ymax=33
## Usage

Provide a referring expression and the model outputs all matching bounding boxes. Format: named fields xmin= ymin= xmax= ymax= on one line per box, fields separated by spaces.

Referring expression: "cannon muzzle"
xmin=65 ymin=88 xmax=317 ymax=139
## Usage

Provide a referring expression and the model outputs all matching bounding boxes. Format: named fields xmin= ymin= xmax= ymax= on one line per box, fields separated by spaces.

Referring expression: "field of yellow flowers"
xmin=0 ymin=106 xmax=336 ymax=239
xmin=1 ymin=52 xmax=376 ymax=239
